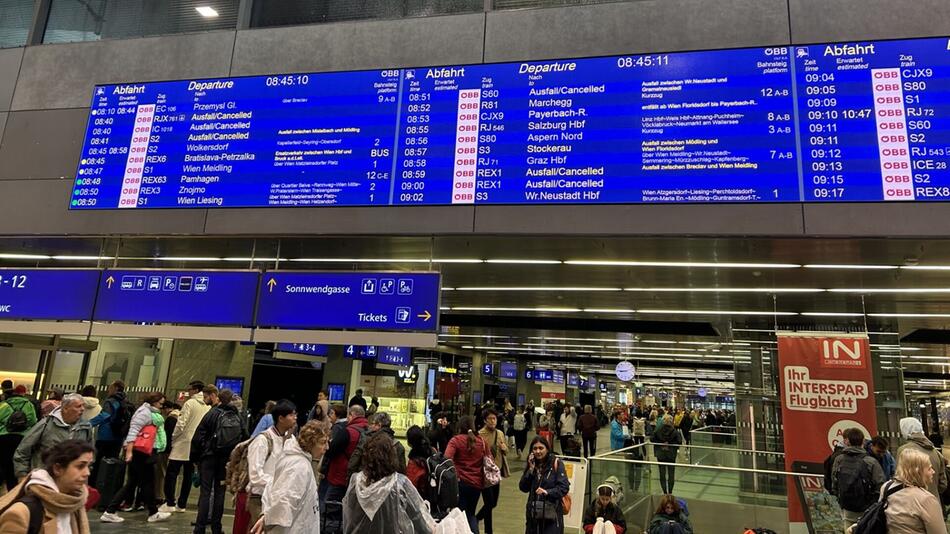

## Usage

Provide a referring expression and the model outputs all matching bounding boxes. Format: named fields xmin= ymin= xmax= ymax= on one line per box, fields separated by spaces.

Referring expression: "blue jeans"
xmin=458 ymin=481 xmax=481 ymax=532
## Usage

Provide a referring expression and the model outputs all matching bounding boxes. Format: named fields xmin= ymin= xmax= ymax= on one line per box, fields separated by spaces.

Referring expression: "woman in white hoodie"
xmin=343 ymin=432 xmax=436 ymax=534
xmin=79 ymin=386 xmax=101 ymax=423
xmin=251 ymin=421 xmax=327 ymax=534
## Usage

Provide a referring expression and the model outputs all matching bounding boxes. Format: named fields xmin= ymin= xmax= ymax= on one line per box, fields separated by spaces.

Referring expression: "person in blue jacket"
xmin=610 ymin=411 xmax=625 ymax=451
xmin=88 ymin=380 xmax=129 ymax=486
xmin=866 ymin=435 xmax=897 ymax=479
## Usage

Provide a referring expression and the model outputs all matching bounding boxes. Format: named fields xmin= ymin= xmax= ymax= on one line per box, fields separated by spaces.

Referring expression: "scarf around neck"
xmin=25 ymin=470 xmax=90 ymax=534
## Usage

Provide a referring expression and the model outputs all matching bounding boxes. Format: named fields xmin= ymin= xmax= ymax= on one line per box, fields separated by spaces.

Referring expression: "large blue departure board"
xmin=70 ymin=36 xmax=950 ymax=209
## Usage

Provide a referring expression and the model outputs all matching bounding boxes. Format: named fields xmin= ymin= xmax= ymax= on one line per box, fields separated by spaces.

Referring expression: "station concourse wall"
xmin=2 ymin=1 xmax=950 ymax=237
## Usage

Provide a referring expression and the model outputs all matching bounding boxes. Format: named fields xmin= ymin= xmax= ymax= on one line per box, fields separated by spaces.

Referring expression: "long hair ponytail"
xmin=458 ymin=415 xmax=477 ymax=451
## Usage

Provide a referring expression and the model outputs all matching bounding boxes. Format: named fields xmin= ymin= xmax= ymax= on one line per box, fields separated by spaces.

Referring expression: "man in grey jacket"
xmin=898 ymin=416 xmax=948 ymax=500
xmin=13 ymin=393 xmax=93 ymax=477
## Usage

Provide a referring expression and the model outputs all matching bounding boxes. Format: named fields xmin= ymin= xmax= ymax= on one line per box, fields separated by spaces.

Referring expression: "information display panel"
xmin=71 ymin=36 xmax=950 ymax=208
xmin=93 ymin=269 xmax=259 ymax=325
xmin=0 ymin=269 xmax=100 ymax=321
xmin=256 ymin=271 xmax=440 ymax=332
xmin=73 ymin=71 xmax=401 ymax=209
xmin=795 ymin=37 xmax=950 ymax=201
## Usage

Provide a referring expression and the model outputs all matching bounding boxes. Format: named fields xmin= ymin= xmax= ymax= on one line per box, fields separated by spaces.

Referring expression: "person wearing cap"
xmin=0 ymin=385 xmax=38 ymax=489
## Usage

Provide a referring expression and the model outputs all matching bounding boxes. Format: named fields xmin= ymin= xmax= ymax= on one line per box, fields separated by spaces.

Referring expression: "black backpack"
xmin=851 ymin=482 xmax=904 ymax=534
xmin=823 ymin=446 xmax=844 ymax=493
xmin=425 ymin=452 xmax=459 ymax=519
xmin=213 ymin=410 xmax=244 ymax=453
xmin=836 ymin=454 xmax=875 ymax=511
xmin=110 ymin=397 xmax=135 ymax=440
xmin=5 ymin=401 xmax=29 ymax=433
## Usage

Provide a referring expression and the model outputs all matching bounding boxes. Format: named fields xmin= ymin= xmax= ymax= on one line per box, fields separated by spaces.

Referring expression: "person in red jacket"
xmin=323 ymin=405 xmax=368 ymax=511
xmin=445 ymin=416 xmax=488 ymax=533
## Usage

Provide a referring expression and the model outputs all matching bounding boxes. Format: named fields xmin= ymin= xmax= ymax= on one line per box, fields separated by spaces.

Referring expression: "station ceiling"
xmin=2 ymin=234 xmax=949 ymax=394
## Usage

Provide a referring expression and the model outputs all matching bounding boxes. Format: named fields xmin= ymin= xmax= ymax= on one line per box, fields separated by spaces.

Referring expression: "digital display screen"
xmin=256 ymin=271 xmax=440 ymax=332
xmin=215 ymin=376 xmax=245 ymax=397
xmin=276 ymin=343 xmax=329 ymax=356
xmin=328 ymin=383 xmax=346 ymax=402
xmin=499 ymin=362 xmax=518 ymax=380
xmin=552 ymin=370 xmax=564 ymax=384
xmin=93 ymin=269 xmax=259 ymax=325
xmin=71 ymin=36 xmax=950 ymax=209
xmin=377 ymin=346 xmax=412 ymax=366
xmin=566 ymin=372 xmax=579 ymax=387
xmin=0 ymin=269 xmax=100 ymax=321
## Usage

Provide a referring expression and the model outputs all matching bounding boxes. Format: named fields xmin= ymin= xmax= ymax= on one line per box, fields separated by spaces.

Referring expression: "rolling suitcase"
xmin=95 ymin=457 xmax=126 ymax=511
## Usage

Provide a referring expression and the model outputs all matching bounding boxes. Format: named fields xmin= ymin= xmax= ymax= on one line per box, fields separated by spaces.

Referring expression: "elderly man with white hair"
xmin=897 ymin=416 xmax=948 ymax=500
xmin=13 ymin=392 xmax=94 ymax=478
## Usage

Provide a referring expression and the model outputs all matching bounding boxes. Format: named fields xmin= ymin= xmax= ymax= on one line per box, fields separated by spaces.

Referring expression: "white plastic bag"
xmin=435 ymin=508 xmax=473 ymax=534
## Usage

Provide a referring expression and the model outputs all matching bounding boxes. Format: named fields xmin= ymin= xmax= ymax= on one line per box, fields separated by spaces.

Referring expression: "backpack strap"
xmin=0 ymin=489 xmax=45 ymax=534
xmin=882 ymin=481 xmax=905 ymax=500
xmin=19 ymin=494 xmax=43 ymax=534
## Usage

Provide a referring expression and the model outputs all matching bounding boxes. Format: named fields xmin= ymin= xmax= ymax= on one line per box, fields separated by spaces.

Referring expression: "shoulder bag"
xmin=482 ymin=438 xmax=501 ymax=487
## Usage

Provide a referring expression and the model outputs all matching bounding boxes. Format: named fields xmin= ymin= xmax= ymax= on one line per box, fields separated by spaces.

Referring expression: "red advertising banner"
xmin=777 ymin=333 xmax=877 ymax=533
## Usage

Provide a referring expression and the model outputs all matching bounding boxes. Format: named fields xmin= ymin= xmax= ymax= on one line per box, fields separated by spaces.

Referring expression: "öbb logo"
xmin=820 ymin=339 xmax=866 ymax=369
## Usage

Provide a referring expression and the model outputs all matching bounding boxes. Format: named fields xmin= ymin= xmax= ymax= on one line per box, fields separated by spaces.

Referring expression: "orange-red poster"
xmin=777 ymin=333 xmax=877 ymax=532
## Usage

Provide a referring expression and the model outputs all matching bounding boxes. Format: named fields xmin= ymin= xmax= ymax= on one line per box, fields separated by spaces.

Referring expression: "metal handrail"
xmin=594 ymin=441 xmax=784 ymax=458
xmin=588 ymin=453 xmax=813 ymax=478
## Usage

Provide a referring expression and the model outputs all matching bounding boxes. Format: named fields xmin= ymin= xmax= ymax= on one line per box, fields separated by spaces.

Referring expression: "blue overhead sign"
xmin=0 ymin=269 xmax=100 ymax=321
xmin=276 ymin=343 xmax=329 ymax=356
xmin=344 ymin=345 xmax=377 ymax=360
xmin=256 ymin=271 xmax=440 ymax=332
xmin=499 ymin=362 xmax=518 ymax=380
xmin=378 ymin=346 xmax=412 ymax=366
xmin=93 ymin=269 xmax=259 ymax=325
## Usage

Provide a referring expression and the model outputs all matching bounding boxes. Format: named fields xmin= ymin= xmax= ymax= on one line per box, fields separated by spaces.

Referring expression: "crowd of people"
xmin=0 ymin=381 xmax=946 ymax=534
xmin=828 ymin=417 xmax=950 ymax=534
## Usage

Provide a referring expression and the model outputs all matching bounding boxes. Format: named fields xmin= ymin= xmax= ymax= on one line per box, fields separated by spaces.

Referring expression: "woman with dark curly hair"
xmin=0 ymin=439 xmax=93 ymax=533
xmin=343 ymin=432 xmax=435 ymax=534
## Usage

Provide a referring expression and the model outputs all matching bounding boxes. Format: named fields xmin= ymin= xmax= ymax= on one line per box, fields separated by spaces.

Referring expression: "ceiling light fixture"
xmin=869 ymin=312 xmax=950 ymax=318
xmin=799 ymin=312 xmax=866 ymax=317
xmin=582 ymin=308 xmax=636 ymax=313
xmin=454 ymin=287 xmax=621 ymax=292
xmin=900 ymin=265 xmax=950 ymax=271
xmin=565 ymin=260 xmax=800 ymax=269
xmin=827 ymin=288 xmax=950 ymax=293
xmin=803 ymin=264 xmax=898 ymax=270
xmin=637 ymin=309 xmax=798 ymax=316
xmin=449 ymin=306 xmax=582 ymax=313
xmin=155 ymin=256 xmax=222 ymax=262
xmin=0 ymin=253 xmax=52 ymax=260
xmin=195 ymin=6 xmax=219 ymax=17
xmin=624 ymin=287 xmax=824 ymax=293
xmin=484 ymin=259 xmax=563 ymax=264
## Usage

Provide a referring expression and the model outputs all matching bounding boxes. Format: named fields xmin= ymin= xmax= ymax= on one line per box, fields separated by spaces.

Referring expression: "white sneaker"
xmin=147 ymin=512 xmax=171 ymax=523
xmin=99 ymin=512 xmax=124 ymax=523
xmin=157 ymin=504 xmax=177 ymax=514
xmin=175 ymin=507 xmax=187 ymax=513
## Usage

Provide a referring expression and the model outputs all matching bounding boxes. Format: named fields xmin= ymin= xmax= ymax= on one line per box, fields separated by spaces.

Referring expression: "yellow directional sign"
xmin=106 ymin=276 xmax=115 ymax=289
xmin=417 ymin=310 xmax=432 ymax=321
xmin=267 ymin=278 xmax=277 ymax=293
